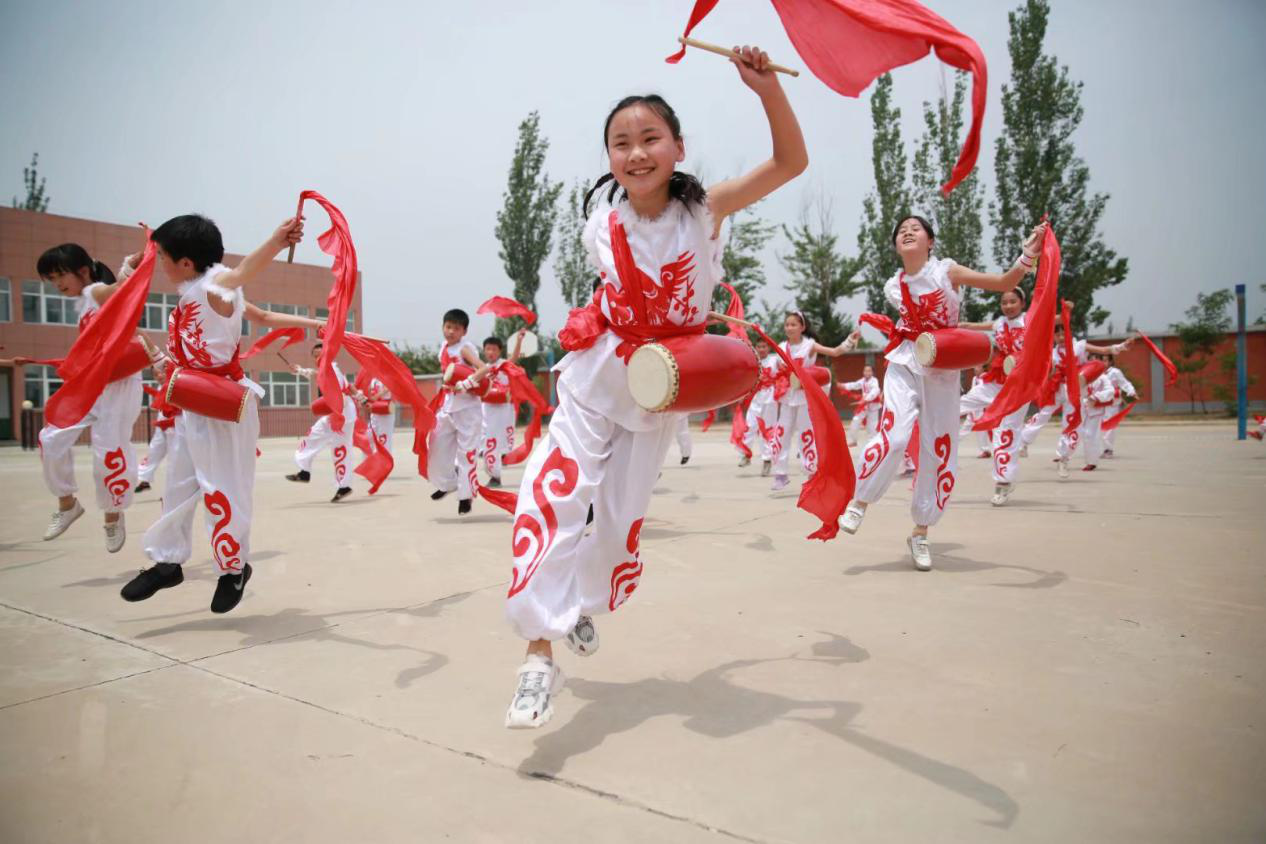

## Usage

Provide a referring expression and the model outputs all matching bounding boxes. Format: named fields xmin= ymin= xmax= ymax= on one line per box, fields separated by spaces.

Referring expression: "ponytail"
xmin=91 ymin=260 xmax=117 ymax=285
xmin=582 ymin=171 xmax=708 ymax=218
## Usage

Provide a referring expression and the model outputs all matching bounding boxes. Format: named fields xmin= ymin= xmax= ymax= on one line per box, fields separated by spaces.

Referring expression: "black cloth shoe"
xmin=585 ymin=504 xmax=594 ymax=526
xmin=457 ymin=498 xmax=472 ymax=515
xmin=487 ymin=476 xmax=502 ymax=488
xmin=431 ymin=489 xmax=450 ymax=501
xmin=285 ymin=470 xmax=311 ymax=483
xmin=121 ymin=563 xmax=183 ymax=602
xmin=331 ymin=486 xmax=352 ymax=503
xmin=135 ymin=481 xmax=151 ymax=493
xmin=680 ymin=456 xmax=690 ymax=465
xmin=210 ymin=563 xmax=252 ymax=614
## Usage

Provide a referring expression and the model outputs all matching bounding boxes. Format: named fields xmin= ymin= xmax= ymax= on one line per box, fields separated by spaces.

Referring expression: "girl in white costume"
xmin=136 ymin=410 xmax=179 ymax=492
xmin=839 ymin=357 xmax=878 ymax=447
xmin=742 ymin=337 xmax=780 ymax=472
xmin=769 ymin=313 xmax=853 ymax=491
xmin=119 ymin=213 xmax=321 ymax=614
xmin=839 ymin=215 xmax=1048 ymax=571
xmin=1019 ymin=326 xmax=1129 ymax=478
xmin=1079 ymin=358 xmax=1118 ymax=470
xmin=1100 ymin=357 xmax=1136 ymax=457
xmin=28 ymin=244 xmax=143 ymax=552
xmin=365 ymin=377 xmax=395 ymax=454
xmin=288 ymin=342 xmax=357 ymax=502
xmin=960 ymin=365 xmax=993 ymax=457
xmin=957 ymin=288 xmax=1029 ymax=506
xmin=503 ymin=47 xmax=808 ymax=728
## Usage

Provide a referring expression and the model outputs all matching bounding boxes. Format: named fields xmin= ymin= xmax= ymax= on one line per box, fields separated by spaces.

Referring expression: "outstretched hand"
xmin=730 ymin=45 xmax=780 ymax=96
xmin=1022 ymin=221 xmax=1049 ymax=258
xmin=271 ymin=216 xmax=305 ymax=253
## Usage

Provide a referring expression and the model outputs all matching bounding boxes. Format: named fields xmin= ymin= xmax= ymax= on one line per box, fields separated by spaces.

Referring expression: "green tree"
xmin=912 ymin=72 xmax=988 ymax=321
xmin=779 ymin=199 xmax=861 ymax=346
xmin=990 ymin=0 xmax=1127 ymax=334
xmin=12 ymin=152 xmax=49 ymax=212
xmin=392 ymin=343 xmax=440 ymax=375
xmin=553 ymin=179 xmax=593 ymax=310
xmin=855 ymin=74 xmax=910 ymax=319
xmin=1170 ymin=288 xmax=1233 ymax=413
xmin=495 ymin=112 xmax=562 ymax=337
xmin=708 ymin=205 xmax=777 ymax=336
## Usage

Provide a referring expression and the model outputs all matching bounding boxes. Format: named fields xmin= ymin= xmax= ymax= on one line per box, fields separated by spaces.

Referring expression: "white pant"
xmin=744 ymin=397 xmax=777 ymax=461
xmin=39 ymin=375 xmax=142 ymax=514
xmin=138 ymin=425 xmax=170 ymax=484
xmin=369 ymin=411 xmax=395 ymax=455
xmin=1103 ymin=404 xmax=1121 ymax=450
xmin=143 ymin=400 xmax=259 ymax=573
xmin=675 ymin=414 xmax=692 ymax=460
xmin=958 ymin=380 xmax=1026 ymax=484
xmin=506 ymin=393 xmax=676 ymax=642
xmin=428 ymin=403 xmax=482 ymax=499
xmin=848 ymin=405 xmax=881 ymax=445
xmin=481 ymin=402 xmax=516 ymax=481
xmin=1081 ymin=409 xmax=1107 ymax=465
xmin=295 ymin=402 xmax=356 ymax=491
xmin=773 ymin=400 xmax=817 ymax=476
xmin=855 ymin=363 xmax=960 ymax=527
xmin=1021 ymin=402 xmax=1056 ymax=447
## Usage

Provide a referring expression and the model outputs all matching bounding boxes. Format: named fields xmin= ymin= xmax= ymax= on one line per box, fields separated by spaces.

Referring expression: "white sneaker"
xmin=44 ymin=500 xmax=85 ymax=541
xmin=771 ymin=474 xmax=789 ymax=491
xmin=908 ymin=535 xmax=933 ymax=571
xmin=564 ymin=615 xmax=599 ymax=657
xmin=505 ymin=655 xmax=565 ymax=729
xmin=103 ymin=514 xmax=126 ymax=553
xmin=1019 ymin=445 xmax=1028 ymax=457
xmin=990 ymin=484 xmax=1011 ymax=507
xmin=839 ymin=502 xmax=865 ymax=535
xmin=1057 ymin=460 xmax=1070 ymax=479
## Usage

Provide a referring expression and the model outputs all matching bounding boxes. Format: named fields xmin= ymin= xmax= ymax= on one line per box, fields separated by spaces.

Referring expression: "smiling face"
xmin=783 ymin=314 xmax=805 ymax=342
xmin=1000 ymin=289 xmax=1024 ymax=319
xmin=892 ymin=216 xmax=934 ymax=263
xmin=41 ymin=266 xmax=92 ymax=297
xmin=606 ymin=103 xmax=684 ymax=206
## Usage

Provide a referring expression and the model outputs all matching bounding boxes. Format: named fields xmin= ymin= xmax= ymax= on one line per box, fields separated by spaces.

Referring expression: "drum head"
xmin=1003 ymin=354 xmax=1017 ymax=375
xmin=626 ymin=344 xmax=677 ymax=412
xmin=914 ymin=332 xmax=936 ymax=366
xmin=443 ymin=363 xmax=457 ymax=384
xmin=512 ymin=330 xmax=540 ymax=358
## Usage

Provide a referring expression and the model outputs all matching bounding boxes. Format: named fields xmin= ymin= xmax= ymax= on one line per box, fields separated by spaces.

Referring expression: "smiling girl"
xmin=503 ymin=46 xmax=807 ymax=728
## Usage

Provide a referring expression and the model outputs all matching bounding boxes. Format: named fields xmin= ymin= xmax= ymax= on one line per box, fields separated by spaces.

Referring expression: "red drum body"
xmin=109 ymin=339 xmax=152 ymax=382
xmin=914 ymin=329 xmax=993 ymax=370
xmin=789 ymin=364 xmax=831 ymax=391
xmin=165 ymin=367 xmax=250 ymax=423
xmin=370 ymin=400 xmax=391 ymax=415
xmin=1079 ymin=360 xmax=1107 ymax=388
xmin=443 ymin=363 xmax=490 ymax=398
xmin=627 ymin=334 xmax=759 ymax=413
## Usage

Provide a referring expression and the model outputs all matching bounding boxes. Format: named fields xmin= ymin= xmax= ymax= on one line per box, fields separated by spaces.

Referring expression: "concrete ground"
xmin=0 ymin=421 xmax=1262 ymax=843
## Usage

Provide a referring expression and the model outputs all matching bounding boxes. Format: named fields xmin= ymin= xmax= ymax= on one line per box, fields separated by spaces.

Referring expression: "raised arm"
xmin=706 ymin=46 xmax=808 ymax=223
xmin=1085 ymin=338 xmax=1133 ymax=355
xmin=244 ymin=301 xmax=326 ymax=331
xmin=814 ymin=330 xmax=861 ymax=358
xmin=948 ymin=221 xmax=1047 ymax=293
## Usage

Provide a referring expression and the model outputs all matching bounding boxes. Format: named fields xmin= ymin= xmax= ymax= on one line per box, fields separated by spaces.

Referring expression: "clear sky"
xmin=2 ymin=0 xmax=1262 ymax=344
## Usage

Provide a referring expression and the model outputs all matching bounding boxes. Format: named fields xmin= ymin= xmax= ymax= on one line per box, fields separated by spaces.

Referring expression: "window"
xmin=21 ymin=280 xmax=79 ymax=325
xmin=261 ymin=303 xmax=311 ymax=337
xmin=315 ymin=307 xmax=356 ymax=333
xmin=141 ymin=368 xmax=160 ymax=407
xmin=140 ymin=292 xmax=181 ymax=331
xmin=0 ymin=277 xmax=10 ymax=322
xmin=24 ymin=365 xmax=63 ymax=408
xmin=257 ymin=370 xmax=310 ymax=407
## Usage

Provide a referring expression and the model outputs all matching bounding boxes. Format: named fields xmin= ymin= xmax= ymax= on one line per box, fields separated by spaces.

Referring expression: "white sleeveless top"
xmin=883 ymin=257 xmax=960 ymax=377
xmin=556 ymin=197 xmax=723 ymax=432
xmin=168 ymin=265 xmax=262 ymax=396
xmin=779 ymin=337 xmax=818 ymax=408
xmin=440 ymin=337 xmax=481 ymax=413
xmin=78 ymin=283 xmax=142 ymax=388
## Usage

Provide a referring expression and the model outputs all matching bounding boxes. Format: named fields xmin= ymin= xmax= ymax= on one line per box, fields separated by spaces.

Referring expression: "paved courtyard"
xmin=1 ymin=421 xmax=1262 ymax=843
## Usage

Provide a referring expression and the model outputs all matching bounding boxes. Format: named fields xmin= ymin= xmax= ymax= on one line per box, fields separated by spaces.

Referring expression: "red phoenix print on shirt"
xmin=934 ymin=434 xmax=955 ymax=510
xmin=899 ymin=288 xmax=952 ymax=331
xmin=204 ymin=490 xmax=243 ymax=572
xmin=859 ymin=407 xmax=896 ymax=480
xmin=608 ymin=518 xmax=645 ymax=612
xmin=102 ymin=447 xmax=130 ymax=506
xmin=509 ymin=446 xmax=580 ymax=598
xmin=170 ymin=302 xmax=214 ymax=367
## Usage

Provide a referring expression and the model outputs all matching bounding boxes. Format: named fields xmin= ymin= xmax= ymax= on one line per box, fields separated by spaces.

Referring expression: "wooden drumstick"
xmin=678 ymin=37 xmax=800 ymax=77
xmin=286 ymin=195 xmax=304 ymax=264
xmin=708 ymin=310 xmax=758 ymax=329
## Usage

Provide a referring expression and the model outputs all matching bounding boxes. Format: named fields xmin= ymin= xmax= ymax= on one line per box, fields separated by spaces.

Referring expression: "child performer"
xmin=136 ymin=407 xmax=179 ymax=493
xmin=120 ymin=213 xmax=322 ymax=613
xmin=674 ymin=415 xmax=693 ymax=465
xmin=837 ymin=350 xmax=877 ymax=447
xmin=770 ymin=313 xmax=854 ymax=491
xmin=961 ymin=365 xmax=993 ymax=457
xmin=428 ymin=308 xmax=484 ymax=514
xmin=477 ymin=329 xmax=533 ymax=486
xmin=957 ymin=288 xmax=1029 ymax=505
xmin=1100 ymin=355 xmax=1136 ymax=457
xmin=1079 ymin=355 xmax=1120 ymax=471
xmin=504 ymin=47 xmax=808 ymax=728
xmin=742 ymin=336 xmax=780 ymax=472
xmin=287 ymin=342 xmax=356 ymax=502
xmin=1020 ymin=324 xmax=1129 ymax=478
xmin=364 ymin=376 xmax=395 ymax=455
xmin=26 ymin=244 xmax=143 ymax=551
xmin=839 ymin=215 xmax=1049 ymax=571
